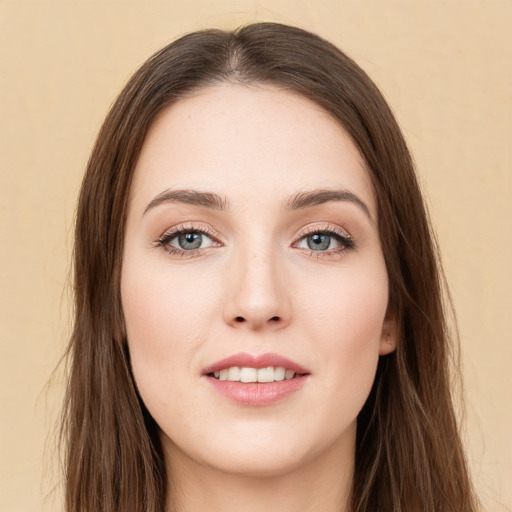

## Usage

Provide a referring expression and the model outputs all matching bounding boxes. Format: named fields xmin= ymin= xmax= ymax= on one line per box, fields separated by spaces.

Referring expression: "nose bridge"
xmin=224 ymin=232 xmax=291 ymax=330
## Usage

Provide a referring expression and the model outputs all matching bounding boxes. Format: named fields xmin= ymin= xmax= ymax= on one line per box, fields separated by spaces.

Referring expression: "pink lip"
xmin=202 ymin=352 xmax=310 ymax=406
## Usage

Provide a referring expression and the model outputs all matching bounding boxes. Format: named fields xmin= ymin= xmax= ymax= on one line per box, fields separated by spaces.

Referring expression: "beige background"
xmin=0 ymin=1 xmax=510 ymax=511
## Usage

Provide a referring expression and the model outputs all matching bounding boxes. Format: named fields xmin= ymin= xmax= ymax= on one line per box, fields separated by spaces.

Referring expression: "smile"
xmin=203 ymin=353 xmax=310 ymax=405
xmin=211 ymin=366 xmax=300 ymax=382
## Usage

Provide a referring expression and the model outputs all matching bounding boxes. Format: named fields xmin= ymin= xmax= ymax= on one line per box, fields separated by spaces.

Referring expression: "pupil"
xmin=179 ymin=232 xmax=202 ymax=250
xmin=308 ymin=233 xmax=330 ymax=251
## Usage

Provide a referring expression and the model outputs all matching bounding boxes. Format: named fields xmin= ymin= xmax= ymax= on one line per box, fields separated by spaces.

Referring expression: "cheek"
xmin=120 ymin=254 xmax=221 ymax=410
xmin=122 ymin=257 xmax=218 ymax=349
xmin=297 ymin=268 xmax=387 ymax=413
xmin=299 ymin=264 xmax=388 ymax=348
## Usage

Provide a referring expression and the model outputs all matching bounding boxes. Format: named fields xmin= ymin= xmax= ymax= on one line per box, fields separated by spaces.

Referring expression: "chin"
xmin=166 ymin=420 xmax=351 ymax=482
xmin=206 ymin=451 xmax=310 ymax=479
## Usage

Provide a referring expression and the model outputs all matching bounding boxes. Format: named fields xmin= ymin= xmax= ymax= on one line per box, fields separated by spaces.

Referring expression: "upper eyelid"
xmin=159 ymin=223 xmax=221 ymax=241
xmin=295 ymin=223 xmax=352 ymax=238
xmin=292 ymin=223 xmax=355 ymax=251
xmin=155 ymin=223 xmax=355 ymax=262
xmin=158 ymin=222 xmax=353 ymax=246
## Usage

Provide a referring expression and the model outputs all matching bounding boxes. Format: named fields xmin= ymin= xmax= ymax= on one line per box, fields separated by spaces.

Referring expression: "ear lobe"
xmin=379 ymin=312 xmax=397 ymax=355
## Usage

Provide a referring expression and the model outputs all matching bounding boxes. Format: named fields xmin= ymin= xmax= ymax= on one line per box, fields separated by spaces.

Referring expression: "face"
xmin=121 ymin=83 xmax=395 ymax=478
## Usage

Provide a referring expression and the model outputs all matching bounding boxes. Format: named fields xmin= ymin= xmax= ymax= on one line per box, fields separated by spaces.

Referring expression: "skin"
xmin=121 ymin=83 xmax=396 ymax=512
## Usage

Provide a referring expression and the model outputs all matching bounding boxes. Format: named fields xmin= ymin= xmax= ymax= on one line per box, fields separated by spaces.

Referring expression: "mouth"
xmin=202 ymin=353 xmax=310 ymax=406
xmin=209 ymin=366 xmax=304 ymax=382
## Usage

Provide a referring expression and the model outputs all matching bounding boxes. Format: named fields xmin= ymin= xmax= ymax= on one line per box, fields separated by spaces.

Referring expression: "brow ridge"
xmin=144 ymin=187 xmax=372 ymax=222
xmin=283 ymin=188 xmax=372 ymax=221
xmin=144 ymin=189 xmax=229 ymax=214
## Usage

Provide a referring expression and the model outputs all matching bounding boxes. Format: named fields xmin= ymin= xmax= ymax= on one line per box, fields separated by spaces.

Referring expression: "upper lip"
xmin=202 ymin=352 xmax=310 ymax=375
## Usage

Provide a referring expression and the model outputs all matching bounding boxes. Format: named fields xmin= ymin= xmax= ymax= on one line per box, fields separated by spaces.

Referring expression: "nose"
xmin=223 ymin=246 xmax=292 ymax=331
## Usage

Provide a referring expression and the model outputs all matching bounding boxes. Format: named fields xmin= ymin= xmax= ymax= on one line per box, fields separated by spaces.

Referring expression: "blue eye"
xmin=174 ymin=231 xmax=211 ymax=250
xmin=156 ymin=224 xmax=355 ymax=260
xmin=295 ymin=228 xmax=355 ymax=256
xmin=157 ymin=225 xmax=219 ymax=258
xmin=306 ymin=233 xmax=333 ymax=251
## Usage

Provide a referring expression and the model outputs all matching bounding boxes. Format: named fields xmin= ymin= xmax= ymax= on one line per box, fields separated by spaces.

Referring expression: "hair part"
xmin=61 ymin=22 xmax=479 ymax=512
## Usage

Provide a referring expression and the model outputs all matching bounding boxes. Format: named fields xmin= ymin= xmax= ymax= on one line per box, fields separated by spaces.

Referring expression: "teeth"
xmin=274 ymin=367 xmax=286 ymax=381
xmin=240 ymin=367 xmax=258 ymax=383
xmin=227 ymin=367 xmax=241 ymax=380
xmin=211 ymin=366 xmax=297 ymax=382
xmin=257 ymin=367 xmax=274 ymax=382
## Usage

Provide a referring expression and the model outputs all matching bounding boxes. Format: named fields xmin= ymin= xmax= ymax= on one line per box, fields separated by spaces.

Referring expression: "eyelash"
xmin=294 ymin=225 xmax=355 ymax=258
xmin=155 ymin=223 xmax=220 ymax=259
xmin=155 ymin=223 xmax=355 ymax=260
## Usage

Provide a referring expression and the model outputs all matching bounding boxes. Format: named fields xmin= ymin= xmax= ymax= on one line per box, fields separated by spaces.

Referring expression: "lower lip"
xmin=205 ymin=375 xmax=308 ymax=406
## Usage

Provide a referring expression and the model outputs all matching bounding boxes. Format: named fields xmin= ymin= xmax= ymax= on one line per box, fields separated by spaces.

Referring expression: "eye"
xmin=293 ymin=226 xmax=355 ymax=257
xmin=155 ymin=224 xmax=220 ymax=258
xmin=171 ymin=231 xmax=213 ymax=250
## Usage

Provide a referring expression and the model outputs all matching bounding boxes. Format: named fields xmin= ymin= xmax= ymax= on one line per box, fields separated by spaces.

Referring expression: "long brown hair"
xmin=62 ymin=22 xmax=479 ymax=512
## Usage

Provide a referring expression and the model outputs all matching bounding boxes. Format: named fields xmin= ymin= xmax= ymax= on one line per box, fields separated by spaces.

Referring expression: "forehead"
xmin=130 ymin=83 xmax=375 ymax=216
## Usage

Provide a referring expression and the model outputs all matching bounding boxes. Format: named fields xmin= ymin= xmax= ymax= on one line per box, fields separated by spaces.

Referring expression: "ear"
xmin=379 ymin=306 xmax=397 ymax=355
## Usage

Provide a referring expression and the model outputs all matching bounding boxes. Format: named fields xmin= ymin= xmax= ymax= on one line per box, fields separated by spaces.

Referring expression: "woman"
xmin=61 ymin=22 xmax=479 ymax=512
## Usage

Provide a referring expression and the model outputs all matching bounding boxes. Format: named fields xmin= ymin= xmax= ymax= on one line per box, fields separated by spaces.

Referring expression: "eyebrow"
xmin=144 ymin=187 xmax=372 ymax=221
xmin=283 ymin=189 xmax=372 ymax=221
xmin=144 ymin=189 xmax=228 ymax=213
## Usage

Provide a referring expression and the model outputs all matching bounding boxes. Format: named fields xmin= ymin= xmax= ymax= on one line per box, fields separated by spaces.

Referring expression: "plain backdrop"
xmin=0 ymin=1 xmax=510 ymax=511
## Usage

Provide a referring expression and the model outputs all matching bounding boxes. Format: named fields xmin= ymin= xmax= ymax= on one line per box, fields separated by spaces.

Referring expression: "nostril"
xmin=233 ymin=315 xmax=281 ymax=324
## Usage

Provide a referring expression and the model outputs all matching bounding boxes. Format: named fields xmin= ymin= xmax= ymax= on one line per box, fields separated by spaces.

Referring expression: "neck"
xmin=164 ymin=425 xmax=355 ymax=512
